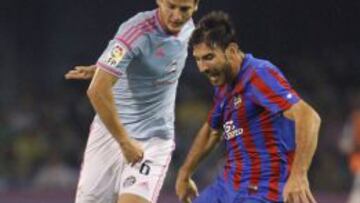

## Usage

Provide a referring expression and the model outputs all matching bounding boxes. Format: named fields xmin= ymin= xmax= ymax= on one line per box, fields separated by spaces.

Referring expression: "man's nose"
xmin=198 ymin=61 xmax=209 ymax=73
xmin=171 ymin=9 xmax=182 ymax=22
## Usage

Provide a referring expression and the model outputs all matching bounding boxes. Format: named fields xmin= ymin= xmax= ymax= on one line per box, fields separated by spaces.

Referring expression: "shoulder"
xmin=115 ymin=10 xmax=158 ymax=49
xmin=120 ymin=10 xmax=157 ymax=29
xmin=247 ymin=56 xmax=283 ymax=78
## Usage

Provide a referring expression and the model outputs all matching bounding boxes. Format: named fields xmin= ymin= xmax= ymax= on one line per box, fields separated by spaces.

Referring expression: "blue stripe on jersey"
xmin=251 ymin=85 xmax=283 ymax=114
xmin=245 ymin=106 xmax=273 ymax=199
xmin=224 ymin=140 xmax=234 ymax=181
xmin=250 ymin=67 xmax=299 ymax=113
xmin=223 ymin=97 xmax=240 ymax=188
xmin=231 ymin=100 xmax=252 ymax=191
xmin=273 ymin=116 xmax=296 ymax=202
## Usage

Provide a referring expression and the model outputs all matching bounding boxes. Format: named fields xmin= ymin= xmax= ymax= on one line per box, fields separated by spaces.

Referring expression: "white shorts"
xmin=75 ymin=121 xmax=175 ymax=203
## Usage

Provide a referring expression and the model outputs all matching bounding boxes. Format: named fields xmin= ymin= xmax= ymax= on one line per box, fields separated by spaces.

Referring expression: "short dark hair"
xmin=189 ymin=11 xmax=238 ymax=50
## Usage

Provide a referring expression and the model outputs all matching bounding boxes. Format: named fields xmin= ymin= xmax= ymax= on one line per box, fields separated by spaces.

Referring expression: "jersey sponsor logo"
xmin=223 ymin=120 xmax=243 ymax=140
xmin=123 ymin=175 xmax=136 ymax=188
xmin=104 ymin=43 xmax=126 ymax=67
xmin=233 ymin=95 xmax=242 ymax=109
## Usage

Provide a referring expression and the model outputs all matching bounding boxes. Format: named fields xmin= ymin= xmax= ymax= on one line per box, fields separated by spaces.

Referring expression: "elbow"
xmin=86 ymin=85 xmax=100 ymax=104
xmin=86 ymin=86 xmax=95 ymax=99
xmin=308 ymin=108 xmax=321 ymax=137
xmin=312 ymin=109 xmax=321 ymax=127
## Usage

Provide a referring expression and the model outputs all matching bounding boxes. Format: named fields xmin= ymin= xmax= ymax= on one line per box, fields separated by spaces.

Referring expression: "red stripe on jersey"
xmin=223 ymin=154 xmax=230 ymax=181
xmin=236 ymin=103 xmax=261 ymax=191
xmin=228 ymin=137 xmax=243 ymax=188
xmin=251 ymin=70 xmax=293 ymax=111
xmin=259 ymin=111 xmax=282 ymax=201
xmin=268 ymin=68 xmax=299 ymax=98
xmin=286 ymin=151 xmax=295 ymax=176
xmin=207 ymin=86 xmax=227 ymax=126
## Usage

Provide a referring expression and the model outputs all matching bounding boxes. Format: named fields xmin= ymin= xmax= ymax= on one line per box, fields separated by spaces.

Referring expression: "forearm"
xmin=88 ymin=88 xmax=128 ymax=143
xmin=87 ymin=69 xmax=129 ymax=144
xmin=289 ymin=101 xmax=321 ymax=175
xmin=179 ymin=123 xmax=221 ymax=178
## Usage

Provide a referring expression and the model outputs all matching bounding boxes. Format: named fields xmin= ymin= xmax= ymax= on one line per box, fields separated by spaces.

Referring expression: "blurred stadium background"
xmin=0 ymin=0 xmax=359 ymax=202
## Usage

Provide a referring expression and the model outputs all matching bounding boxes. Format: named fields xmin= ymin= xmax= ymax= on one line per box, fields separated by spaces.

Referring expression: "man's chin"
xmin=166 ymin=24 xmax=183 ymax=33
xmin=210 ymin=81 xmax=223 ymax=86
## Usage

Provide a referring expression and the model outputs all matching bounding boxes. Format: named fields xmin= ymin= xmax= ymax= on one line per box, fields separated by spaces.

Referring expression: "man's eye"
xmin=204 ymin=55 xmax=214 ymax=60
xmin=180 ymin=7 xmax=190 ymax=12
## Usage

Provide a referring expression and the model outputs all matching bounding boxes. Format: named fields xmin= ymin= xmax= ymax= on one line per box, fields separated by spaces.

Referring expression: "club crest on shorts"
xmin=123 ymin=176 xmax=136 ymax=188
xmin=233 ymin=95 xmax=242 ymax=109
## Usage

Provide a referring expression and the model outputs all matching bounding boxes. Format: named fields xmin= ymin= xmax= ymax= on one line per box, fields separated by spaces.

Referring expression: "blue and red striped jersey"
xmin=208 ymin=54 xmax=300 ymax=202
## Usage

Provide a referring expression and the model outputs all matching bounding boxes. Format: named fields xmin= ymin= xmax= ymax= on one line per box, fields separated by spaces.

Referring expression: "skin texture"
xmin=156 ymin=0 xmax=198 ymax=34
xmin=176 ymin=123 xmax=220 ymax=203
xmin=176 ymin=42 xmax=321 ymax=203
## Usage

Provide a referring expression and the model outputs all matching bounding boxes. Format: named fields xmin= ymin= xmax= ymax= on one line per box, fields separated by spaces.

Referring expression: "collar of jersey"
xmin=227 ymin=53 xmax=252 ymax=91
xmin=154 ymin=9 xmax=190 ymax=37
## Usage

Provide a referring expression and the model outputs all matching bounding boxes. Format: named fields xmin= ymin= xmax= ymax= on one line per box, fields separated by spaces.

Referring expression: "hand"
xmin=176 ymin=171 xmax=199 ymax=203
xmin=64 ymin=65 xmax=96 ymax=80
xmin=120 ymin=139 xmax=144 ymax=166
xmin=283 ymin=174 xmax=317 ymax=203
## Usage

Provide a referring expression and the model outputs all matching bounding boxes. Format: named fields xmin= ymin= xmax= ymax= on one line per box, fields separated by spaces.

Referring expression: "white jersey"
xmin=96 ymin=9 xmax=194 ymax=140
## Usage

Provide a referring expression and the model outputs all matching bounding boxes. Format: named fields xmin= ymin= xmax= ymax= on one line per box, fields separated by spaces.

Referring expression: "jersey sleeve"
xmin=249 ymin=65 xmax=300 ymax=113
xmin=96 ymin=13 xmax=152 ymax=77
xmin=207 ymin=88 xmax=224 ymax=130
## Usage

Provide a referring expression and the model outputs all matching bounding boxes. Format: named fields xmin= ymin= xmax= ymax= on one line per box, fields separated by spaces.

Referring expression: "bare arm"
xmin=176 ymin=122 xmax=222 ymax=203
xmin=283 ymin=99 xmax=321 ymax=203
xmin=87 ymin=67 xmax=143 ymax=164
xmin=178 ymin=122 xmax=222 ymax=177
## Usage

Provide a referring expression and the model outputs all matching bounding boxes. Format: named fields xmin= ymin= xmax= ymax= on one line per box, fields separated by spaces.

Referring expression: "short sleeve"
xmin=207 ymin=88 xmax=225 ymax=130
xmin=97 ymin=13 xmax=155 ymax=77
xmin=249 ymin=65 xmax=300 ymax=113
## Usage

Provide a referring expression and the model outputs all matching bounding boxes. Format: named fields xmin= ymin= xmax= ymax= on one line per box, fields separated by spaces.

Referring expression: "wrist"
xmin=178 ymin=167 xmax=192 ymax=179
xmin=117 ymin=136 xmax=130 ymax=146
xmin=289 ymin=169 xmax=308 ymax=177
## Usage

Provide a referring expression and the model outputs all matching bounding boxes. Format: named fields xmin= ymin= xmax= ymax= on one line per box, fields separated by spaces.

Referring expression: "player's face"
xmin=193 ymin=43 xmax=232 ymax=86
xmin=157 ymin=0 xmax=198 ymax=34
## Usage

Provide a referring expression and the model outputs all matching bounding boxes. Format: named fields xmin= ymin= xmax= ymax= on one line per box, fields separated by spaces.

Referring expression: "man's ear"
xmin=225 ymin=43 xmax=238 ymax=59
xmin=193 ymin=4 xmax=199 ymax=12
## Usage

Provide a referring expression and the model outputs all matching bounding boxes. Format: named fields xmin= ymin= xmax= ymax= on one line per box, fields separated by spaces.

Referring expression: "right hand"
xmin=64 ymin=65 xmax=96 ymax=80
xmin=283 ymin=173 xmax=317 ymax=203
xmin=176 ymin=171 xmax=199 ymax=203
xmin=120 ymin=139 xmax=144 ymax=165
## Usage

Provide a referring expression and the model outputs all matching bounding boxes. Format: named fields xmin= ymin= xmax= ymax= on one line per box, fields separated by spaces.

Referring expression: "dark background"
xmin=0 ymin=0 xmax=359 ymax=202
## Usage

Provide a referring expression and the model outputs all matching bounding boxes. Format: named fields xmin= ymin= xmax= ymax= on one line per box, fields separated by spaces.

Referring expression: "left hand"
xmin=283 ymin=174 xmax=317 ymax=203
xmin=65 ymin=65 xmax=96 ymax=80
xmin=176 ymin=171 xmax=199 ymax=203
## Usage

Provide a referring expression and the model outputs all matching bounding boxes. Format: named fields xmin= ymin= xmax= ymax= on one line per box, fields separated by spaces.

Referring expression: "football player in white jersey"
xmin=65 ymin=0 xmax=199 ymax=203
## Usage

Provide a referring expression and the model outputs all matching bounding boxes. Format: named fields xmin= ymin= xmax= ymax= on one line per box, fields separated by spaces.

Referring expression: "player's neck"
xmin=156 ymin=9 xmax=180 ymax=35
xmin=229 ymin=51 xmax=245 ymax=83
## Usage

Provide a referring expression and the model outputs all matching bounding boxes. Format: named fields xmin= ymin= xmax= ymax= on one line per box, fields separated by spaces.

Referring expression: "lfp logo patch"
xmin=104 ymin=43 xmax=126 ymax=66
